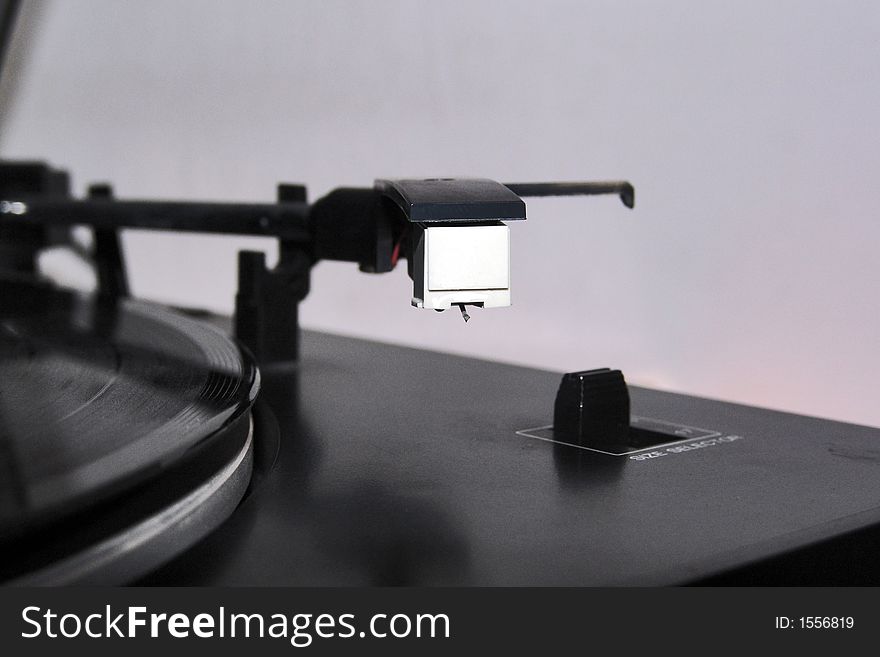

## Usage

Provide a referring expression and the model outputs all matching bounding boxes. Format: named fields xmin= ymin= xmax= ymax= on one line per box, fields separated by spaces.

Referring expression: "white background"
xmin=2 ymin=0 xmax=878 ymax=426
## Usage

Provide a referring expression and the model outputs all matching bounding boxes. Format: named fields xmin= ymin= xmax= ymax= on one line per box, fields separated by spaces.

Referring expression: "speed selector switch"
xmin=553 ymin=368 xmax=630 ymax=447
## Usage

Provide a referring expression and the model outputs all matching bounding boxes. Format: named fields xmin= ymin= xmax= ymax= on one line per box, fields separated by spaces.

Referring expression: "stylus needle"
xmin=457 ymin=304 xmax=470 ymax=323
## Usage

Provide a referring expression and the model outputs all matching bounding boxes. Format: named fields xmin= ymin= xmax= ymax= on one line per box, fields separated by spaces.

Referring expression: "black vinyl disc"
xmin=0 ymin=277 xmax=260 ymax=545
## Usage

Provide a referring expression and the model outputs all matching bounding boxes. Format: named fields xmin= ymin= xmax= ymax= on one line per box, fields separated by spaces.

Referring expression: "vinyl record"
xmin=0 ymin=277 xmax=259 ymax=552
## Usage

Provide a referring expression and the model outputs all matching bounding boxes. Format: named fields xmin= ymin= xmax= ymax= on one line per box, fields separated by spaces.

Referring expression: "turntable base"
xmin=139 ymin=329 xmax=880 ymax=586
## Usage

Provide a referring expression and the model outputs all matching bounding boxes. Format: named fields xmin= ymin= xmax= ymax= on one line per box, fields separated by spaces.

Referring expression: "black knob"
xmin=553 ymin=369 xmax=630 ymax=447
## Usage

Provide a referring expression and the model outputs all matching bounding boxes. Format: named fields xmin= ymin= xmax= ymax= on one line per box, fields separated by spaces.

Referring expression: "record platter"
xmin=2 ymin=161 xmax=880 ymax=586
xmin=0 ymin=278 xmax=259 ymax=583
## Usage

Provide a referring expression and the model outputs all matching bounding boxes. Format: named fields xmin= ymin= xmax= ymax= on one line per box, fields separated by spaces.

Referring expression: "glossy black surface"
xmin=144 ymin=330 xmax=880 ymax=585
xmin=375 ymin=178 xmax=526 ymax=222
xmin=0 ymin=280 xmax=259 ymax=539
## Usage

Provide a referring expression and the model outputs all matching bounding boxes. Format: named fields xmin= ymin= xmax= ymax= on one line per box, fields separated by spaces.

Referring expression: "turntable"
xmin=2 ymin=160 xmax=880 ymax=586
